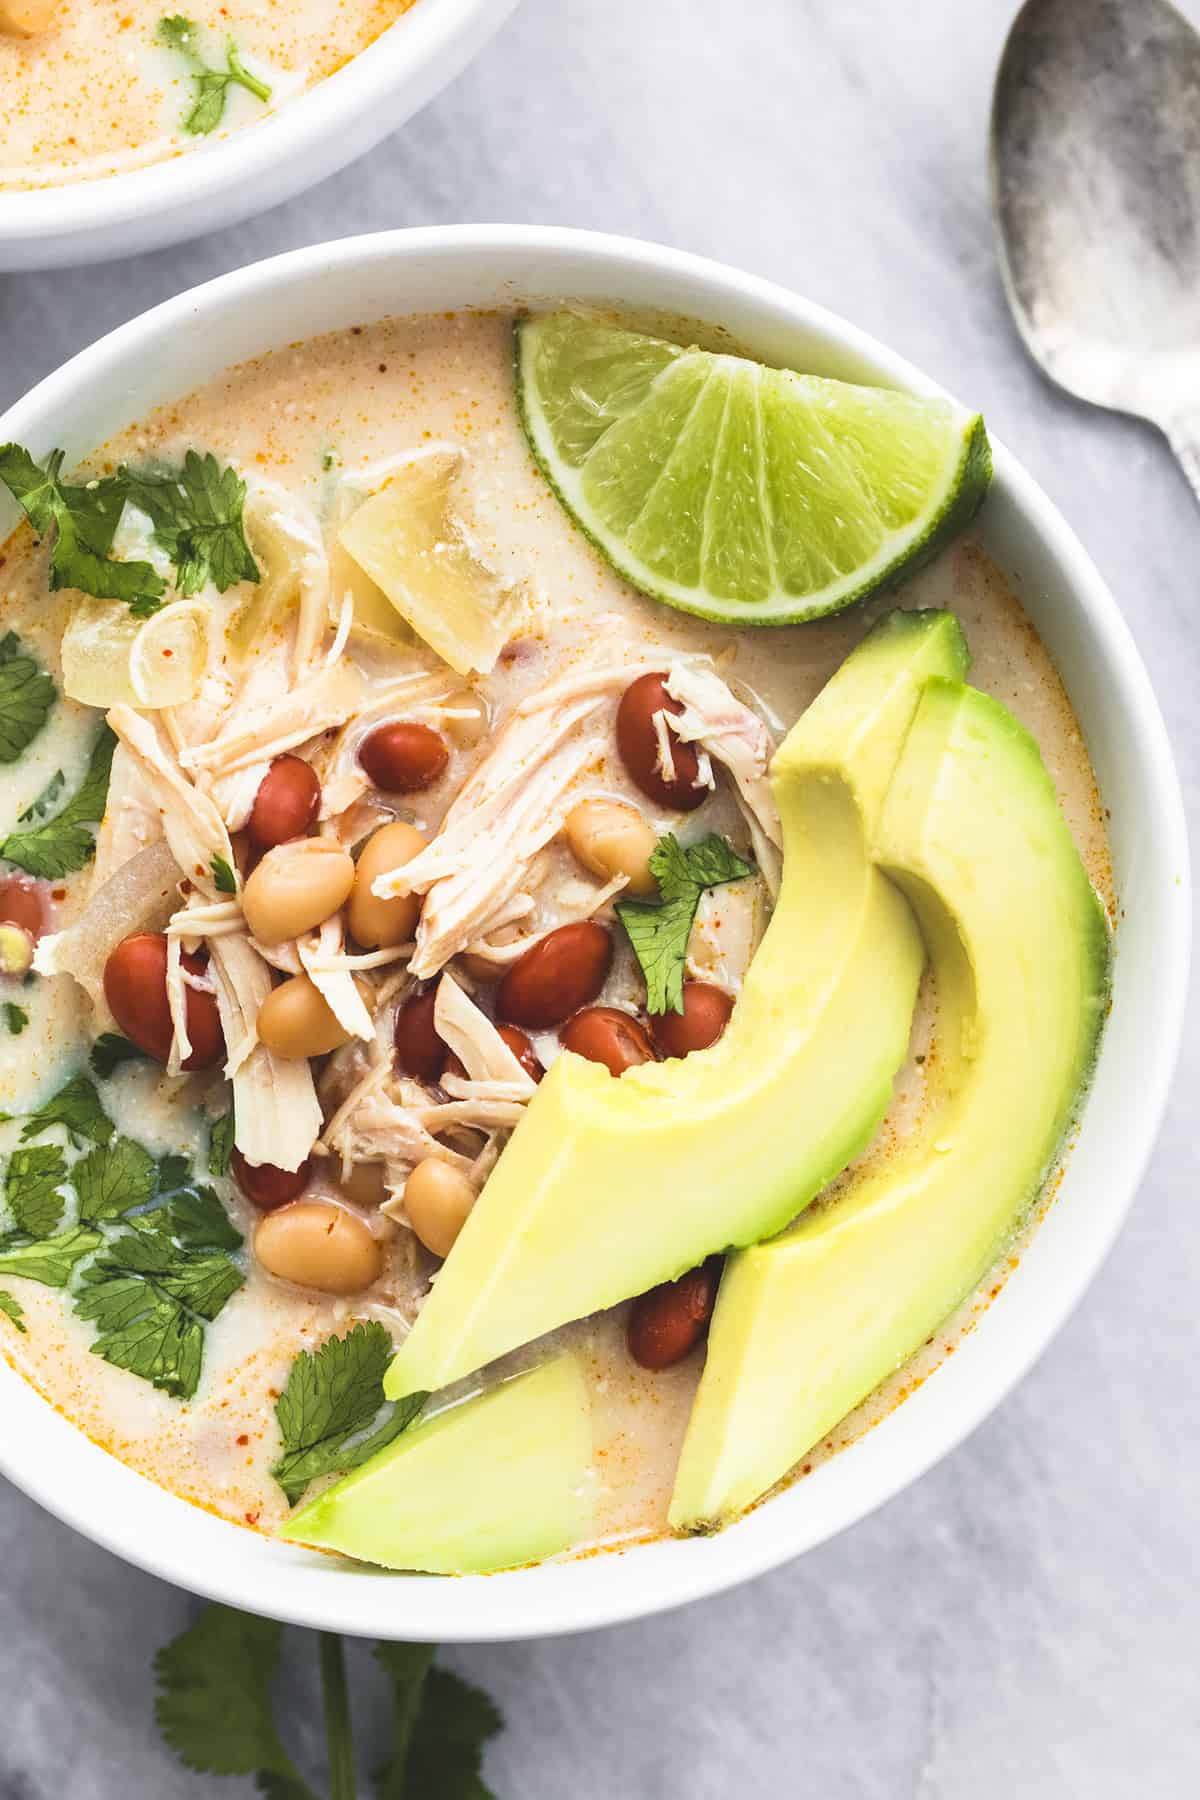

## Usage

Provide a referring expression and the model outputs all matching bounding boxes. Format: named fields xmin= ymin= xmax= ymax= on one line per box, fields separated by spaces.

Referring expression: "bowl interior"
xmin=0 ymin=228 xmax=1187 ymax=1640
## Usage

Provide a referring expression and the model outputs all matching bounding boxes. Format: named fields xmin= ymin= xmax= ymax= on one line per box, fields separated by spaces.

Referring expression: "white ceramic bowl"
xmin=0 ymin=227 xmax=1188 ymax=1640
xmin=0 ymin=0 xmax=517 ymax=270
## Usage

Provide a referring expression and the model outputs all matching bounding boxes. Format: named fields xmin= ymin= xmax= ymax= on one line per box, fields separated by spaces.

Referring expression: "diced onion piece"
xmin=337 ymin=447 xmax=525 ymax=676
xmin=61 ymin=596 xmax=208 ymax=710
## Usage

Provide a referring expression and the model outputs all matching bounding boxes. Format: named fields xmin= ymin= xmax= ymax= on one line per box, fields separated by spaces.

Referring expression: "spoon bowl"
xmin=991 ymin=0 xmax=1200 ymax=483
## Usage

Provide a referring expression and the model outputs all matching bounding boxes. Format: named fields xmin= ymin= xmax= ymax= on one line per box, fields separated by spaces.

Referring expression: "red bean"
xmin=0 ymin=874 xmax=47 ymax=941
xmin=497 ymin=922 xmax=613 ymax=1030
xmin=393 ymin=986 xmax=447 ymax=1082
xmin=560 ymin=1006 xmax=656 ymax=1077
xmin=359 ymin=722 xmax=449 ymax=794
xmin=247 ymin=755 xmax=320 ymax=852
xmin=650 ymin=981 xmax=734 ymax=1058
xmin=102 ymin=933 xmax=224 ymax=1070
xmin=616 ymin=672 xmax=706 ymax=812
xmin=231 ymin=1148 xmax=312 ymax=1212
xmin=627 ymin=1260 xmax=722 ymax=1370
xmin=496 ymin=1023 xmax=544 ymax=1083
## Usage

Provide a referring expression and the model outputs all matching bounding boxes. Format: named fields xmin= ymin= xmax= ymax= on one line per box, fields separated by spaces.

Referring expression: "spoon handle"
xmin=1163 ymin=414 xmax=1200 ymax=505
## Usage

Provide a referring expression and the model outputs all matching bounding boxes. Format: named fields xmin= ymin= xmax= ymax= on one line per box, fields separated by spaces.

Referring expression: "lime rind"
xmin=515 ymin=313 xmax=992 ymax=627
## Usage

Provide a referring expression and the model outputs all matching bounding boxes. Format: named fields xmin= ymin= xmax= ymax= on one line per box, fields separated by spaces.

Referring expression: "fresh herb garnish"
xmin=156 ymin=16 xmax=273 ymax=137
xmin=0 ymin=1225 xmax=102 ymax=1288
xmin=154 ymin=1603 xmax=503 ymax=1800
xmin=19 ymin=1070 xmax=114 ymax=1146
xmin=2 ymin=1002 xmax=28 ymax=1036
xmin=0 ymin=445 xmax=165 ymax=614
xmin=73 ymin=1135 xmax=158 ymax=1222
xmin=0 ymin=1290 xmax=25 ymax=1332
xmin=210 ymin=851 xmax=237 ymax=894
xmin=0 ymin=723 xmax=115 ymax=879
xmin=0 ymin=443 xmax=258 ymax=615
xmin=616 ymin=831 xmax=754 ymax=1014
xmin=5 ymin=1143 xmax=68 ymax=1239
xmin=0 ymin=631 xmax=54 ymax=764
xmin=207 ymin=1109 xmax=234 ymax=1178
xmin=272 ymin=1322 xmax=427 ymax=1506
xmin=90 ymin=1031 xmax=148 ymax=1079
xmin=167 ymin=1181 xmax=242 ymax=1251
xmin=74 ymin=1203 xmax=244 ymax=1400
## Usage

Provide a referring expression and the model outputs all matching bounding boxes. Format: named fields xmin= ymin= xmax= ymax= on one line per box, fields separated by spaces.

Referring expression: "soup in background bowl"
xmin=0 ymin=228 xmax=1186 ymax=1641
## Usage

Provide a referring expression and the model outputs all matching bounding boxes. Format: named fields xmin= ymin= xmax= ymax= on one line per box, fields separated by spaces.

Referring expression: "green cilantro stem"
xmin=227 ymin=43 xmax=271 ymax=103
xmin=319 ymin=1632 xmax=356 ymax=1800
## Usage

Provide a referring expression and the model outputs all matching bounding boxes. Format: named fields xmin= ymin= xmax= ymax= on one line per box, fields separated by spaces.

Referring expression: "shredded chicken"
xmin=107 ymin=705 xmax=234 ymax=897
xmin=208 ymin=933 xmax=322 ymax=1171
xmin=182 ymin=659 xmax=364 ymax=781
xmin=664 ymin=663 xmax=783 ymax=894
xmin=33 ymin=840 xmax=179 ymax=1017
xmin=297 ymin=915 xmax=374 ymax=1043
xmin=375 ymin=688 xmax=610 ymax=977
xmin=433 ymin=973 xmax=535 ymax=1091
xmin=91 ymin=743 xmax=164 ymax=889
xmin=325 ymin=1088 xmax=470 ymax=1174
xmin=241 ymin=482 xmax=333 ymax=681
xmin=164 ymin=932 xmax=191 ymax=1076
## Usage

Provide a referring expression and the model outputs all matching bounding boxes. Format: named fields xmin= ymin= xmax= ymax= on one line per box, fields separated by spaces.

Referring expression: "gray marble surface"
xmin=2 ymin=0 xmax=1197 ymax=1794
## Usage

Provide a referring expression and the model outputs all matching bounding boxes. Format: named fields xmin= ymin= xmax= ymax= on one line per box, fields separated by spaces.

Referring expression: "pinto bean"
xmin=102 ymin=932 xmax=224 ymax=1070
xmin=496 ymin=922 xmax=613 ymax=1030
xmin=359 ymin=722 xmax=449 ymax=793
xmin=560 ymin=1006 xmax=656 ymax=1076
xmin=232 ymin=1149 xmax=312 ymax=1212
xmin=562 ymin=797 xmax=659 ymax=894
xmin=616 ymin=672 xmax=706 ymax=811
xmin=246 ymin=755 xmax=321 ymax=852
xmin=627 ymin=1260 xmax=722 ymax=1370
xmin=496 ymin=1024 xmax=544 ymax=1083
xmin=256 ymin=975 xmax=352 ymax=1059
xmin=650 ymin=982 xmax=734 ymax=1057
xmin=254 ymin=1200 xmax=382 ymax=1293
xmin=403 ymin=1157 xmax=476 ymax=1259
xmin=347 ymin=820 xmax=425 ymax=949
xmin=241 ymin=840 xmax=355 ymax=946
xmin=443 ymin=689 xmax=489 ymax=747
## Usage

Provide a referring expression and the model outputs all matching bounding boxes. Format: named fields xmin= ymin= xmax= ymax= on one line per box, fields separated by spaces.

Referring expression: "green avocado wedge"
xmin=669 ymin=679 xmax=1110 ymax=1534
xmin=282 ymin=1355 xmax=592 ymax=1574
xmin=515 ymin=313 xmax=992 ymax=626
xmin=385 ymin=610 xmax=969 ymax=1406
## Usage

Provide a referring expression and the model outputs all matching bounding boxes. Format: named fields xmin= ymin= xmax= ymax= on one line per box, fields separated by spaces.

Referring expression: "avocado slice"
xmin=282 ymin=1354 xmax=592 ymax=1574
xmin=385 ymin=610 xmax=968 ymax=1404
xmin=670 ymin=679 xmax=1110 ymax=1532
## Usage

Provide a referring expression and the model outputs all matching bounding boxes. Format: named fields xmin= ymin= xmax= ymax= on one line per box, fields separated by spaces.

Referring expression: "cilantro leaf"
xmin=156 ymin=1151 xmax=193 ymax=1195
xmin=5 ymin=1144 xmax=68 ymax=1239
xmin=20 ymin=1071 xmax=113 ymax=1147
xmin=1 ymin=723 xmax=116 ymax=879
xmin=122 ymin=451 xmax=260 ymax=594
xmin=0 ymin=632 xmax=55 ymax=764
xmin=210 ymin=852 xmax=236 ymax=894
xmin=374 ymin=1645 xmax=502 ymax=1800
xmin=74 ymin=1212 xmax=244 ymax=1399
xmin=272 ymin=1322 xmax=427 ymax=1506
xmin=154 ymin=1603 xmax=318 ymax=1795
xmin=616 ymin=831 xmax=755 ymax=1014
xmin=0 ymin=1289 xmax=26 ymax=1331
xmin=207 ymin=1110 xmax=234 ymax=1177
xmin=155 ymin=19 xmax=273 ymax=138
xmin=3 ymin=1003 xmax=28 ymax=1036
xmin=90 ymin=1032 xmax=148 ymax=1079
xmin=0 ymin=444 xmax=165 ymax=613
xmin=164 ymin=1183 xmax=241 ymax=1252
xmin=73 ymin=1135 xmax=158 ymax=1222
xmin=0 ymin=1225 xmax=101 ymax=1287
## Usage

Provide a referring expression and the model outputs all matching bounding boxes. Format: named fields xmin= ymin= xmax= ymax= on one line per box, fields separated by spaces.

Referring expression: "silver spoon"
xmin=991 ymin=0 xmax=1200 ymax=497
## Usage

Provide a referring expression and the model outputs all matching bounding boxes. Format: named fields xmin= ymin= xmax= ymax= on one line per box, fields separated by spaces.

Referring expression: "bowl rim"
xmin=0 ymin=225 xmax=1189 ymax=1641
xmin=0 ymin=0 xmax=517 ymax=251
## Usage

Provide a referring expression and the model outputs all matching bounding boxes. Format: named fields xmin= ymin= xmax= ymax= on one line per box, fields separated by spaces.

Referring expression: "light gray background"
xmin=2 ymin=0 xmax=1197 ymax=1794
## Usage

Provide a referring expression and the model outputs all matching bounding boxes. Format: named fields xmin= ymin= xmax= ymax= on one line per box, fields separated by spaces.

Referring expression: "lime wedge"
xmin=515 ymin=313 xmax=991 ymax=626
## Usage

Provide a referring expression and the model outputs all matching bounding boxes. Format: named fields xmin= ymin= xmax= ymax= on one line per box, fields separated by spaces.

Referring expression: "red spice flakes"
xmin=236 ymin=1433 xmax=249 ymax=1446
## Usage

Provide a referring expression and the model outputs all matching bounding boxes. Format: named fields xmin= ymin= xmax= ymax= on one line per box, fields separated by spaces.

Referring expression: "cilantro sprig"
xmin=616 ymin=831 xmax=754 ymax=1014
xmin=272 ymin=1323 xmax=427 ymax=1506
xmin=90 ymin=1031 xmax=149 ymax=1079
xmin=155 ymin=1603 xmax=503 ymax=1799
xmin=0 ymin=442 xmax=259 ymax=617
xmin=0 ymin=1073 xmax=243 ymax=1396
xmin=0 ymin=723 xmax=116 ymax=880
xmin=0 ymin=631 xmax=54 ymax=764
xmin=156 ymin=16 xmax=273 ymax=137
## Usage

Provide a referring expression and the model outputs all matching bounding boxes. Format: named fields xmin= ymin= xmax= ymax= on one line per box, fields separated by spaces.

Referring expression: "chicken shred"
xmin=207 ymin=933 xmax=322 ymax=1171
xmin=663 ymin=663 xmax=782 ymax=894
xmin=433 ymin=973 xmax=535 ymax=1091
xmin=107 ymin=705 xmax=234 ymax=898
